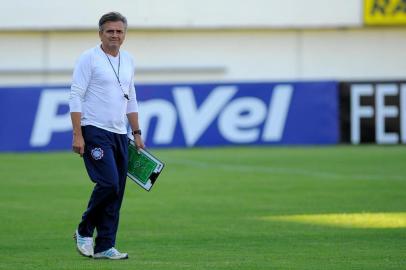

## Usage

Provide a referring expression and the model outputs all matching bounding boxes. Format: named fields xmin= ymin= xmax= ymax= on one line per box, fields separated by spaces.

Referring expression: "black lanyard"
xmin=103 ymin=48 xmax=129 ymax=100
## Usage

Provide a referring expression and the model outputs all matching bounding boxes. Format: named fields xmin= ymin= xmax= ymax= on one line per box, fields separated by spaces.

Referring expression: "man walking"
xmin=69 ymin=11 xmax=144 ymax=260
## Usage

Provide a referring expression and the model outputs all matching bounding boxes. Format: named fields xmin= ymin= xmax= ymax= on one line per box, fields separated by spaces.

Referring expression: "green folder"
xmin=127 ymin=140 xmax=165 ymax=191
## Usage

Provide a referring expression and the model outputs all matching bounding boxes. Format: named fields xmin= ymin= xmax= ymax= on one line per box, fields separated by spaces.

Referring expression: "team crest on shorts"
xmin=91 ymin=147 xmax=104 ymax=160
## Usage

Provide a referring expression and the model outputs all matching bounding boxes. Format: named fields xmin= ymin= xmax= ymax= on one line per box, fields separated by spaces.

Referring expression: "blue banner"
xmin=0 ymin=82 xmax=339 ymax=151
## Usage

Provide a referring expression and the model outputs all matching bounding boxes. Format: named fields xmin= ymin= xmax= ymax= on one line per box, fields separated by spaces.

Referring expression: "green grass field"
xmin=0 ymin=146 xmax=405 ymax=270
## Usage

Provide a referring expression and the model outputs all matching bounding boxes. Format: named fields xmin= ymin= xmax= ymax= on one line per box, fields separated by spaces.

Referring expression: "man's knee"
xmin=97 ymin=180 xmax=120 ymax=196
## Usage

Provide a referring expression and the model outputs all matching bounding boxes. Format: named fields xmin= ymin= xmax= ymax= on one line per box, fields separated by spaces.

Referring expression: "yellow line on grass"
xmin=261 ymin=213 xmax=406 ymax=229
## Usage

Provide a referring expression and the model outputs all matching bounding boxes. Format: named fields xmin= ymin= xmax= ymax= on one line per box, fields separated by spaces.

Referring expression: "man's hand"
xmin=72 ymin=134 xmax=85 ymax=157
xmin=70 ymin=112 xmax=84 ymax=156
xmin=134 ymin=134 xmax=145 ymax=149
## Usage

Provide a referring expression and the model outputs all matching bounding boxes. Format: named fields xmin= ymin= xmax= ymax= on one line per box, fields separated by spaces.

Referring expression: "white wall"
xmin=0 ymin=28 xmax=405 ymax=86
xmin=300 ymin=28 xmax=406 ymax=80
xmin=1 ymin=0 xmax=362 ymax=30
xmin=0 ymin=0 xmax=404 ymax=86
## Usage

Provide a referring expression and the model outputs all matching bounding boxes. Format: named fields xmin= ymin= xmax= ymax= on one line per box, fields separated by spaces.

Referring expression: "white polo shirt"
xmin=69 ymin=45 xmax=139 ymax=134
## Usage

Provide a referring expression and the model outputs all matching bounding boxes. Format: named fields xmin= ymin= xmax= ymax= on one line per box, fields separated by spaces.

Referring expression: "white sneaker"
xmin=94 ymin=247 xmax=129 ymax=260
xmin=73 ymin=230 xmax=94 ymax=257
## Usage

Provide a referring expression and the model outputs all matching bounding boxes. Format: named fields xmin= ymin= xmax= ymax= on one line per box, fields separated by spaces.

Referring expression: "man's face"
xmin=99 ymin=21 xmax=126 ymax=52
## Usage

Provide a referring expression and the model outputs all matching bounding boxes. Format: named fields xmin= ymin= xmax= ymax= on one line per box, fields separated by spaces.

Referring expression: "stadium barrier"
xmin=0 ymin=81 xmax=339 ymax=151
xmin=340 ymin=81 xmax=406 ymax=144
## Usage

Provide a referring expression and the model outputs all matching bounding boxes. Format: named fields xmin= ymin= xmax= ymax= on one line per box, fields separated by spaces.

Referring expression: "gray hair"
xmin=98 ymin=12 xmax=127 ymax=31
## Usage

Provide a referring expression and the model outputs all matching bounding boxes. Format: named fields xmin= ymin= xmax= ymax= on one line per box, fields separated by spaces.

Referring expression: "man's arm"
xmin=127 ymin=112 xmax=145 ymax=149
xmin=71 ymin=112 xmax=85 ymax=156
xmin=69 ymin=51 xmax=92 ymax=156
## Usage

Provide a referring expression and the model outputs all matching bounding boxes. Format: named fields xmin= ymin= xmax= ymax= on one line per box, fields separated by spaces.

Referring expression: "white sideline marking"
xmin=169 ymin=158 xmax=404 ymax=181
